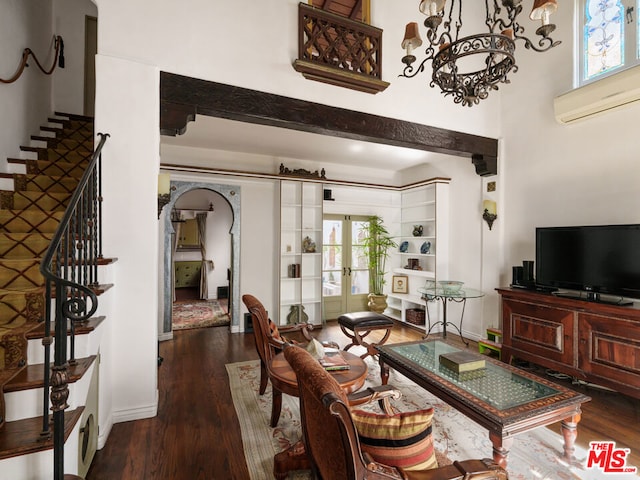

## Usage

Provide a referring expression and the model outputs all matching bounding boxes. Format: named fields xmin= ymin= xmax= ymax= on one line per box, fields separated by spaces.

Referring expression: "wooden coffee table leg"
xmin=561 ymin=413 xmax=581 ymax=461
xmin=379 ymin=358 xmax=390 ymax=385
xmin=489 ymin=432 xmax=513 ymax=469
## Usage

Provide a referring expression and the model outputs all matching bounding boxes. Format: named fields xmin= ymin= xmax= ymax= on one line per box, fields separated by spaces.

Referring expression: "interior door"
xmin=322 ymin=215 xmax=369 ymax=320
xmin=84 ymin=16 xmax=97 ymax=116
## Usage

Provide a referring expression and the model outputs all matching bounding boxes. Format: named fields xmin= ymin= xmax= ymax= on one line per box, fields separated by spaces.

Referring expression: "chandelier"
xmin=401 ymin=0 xmax=560 ymax=107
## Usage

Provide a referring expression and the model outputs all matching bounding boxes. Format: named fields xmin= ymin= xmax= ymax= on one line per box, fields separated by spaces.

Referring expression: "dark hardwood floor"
xmin=86 ymin=321 xmax=640 ymax=479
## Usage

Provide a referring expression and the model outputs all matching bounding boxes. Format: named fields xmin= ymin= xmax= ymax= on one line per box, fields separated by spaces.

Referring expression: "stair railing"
xmin=39 ymin=132 xmax=109 ymax=480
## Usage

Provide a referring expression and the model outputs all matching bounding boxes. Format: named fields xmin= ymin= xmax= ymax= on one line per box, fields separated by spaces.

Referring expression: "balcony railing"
xmin=293 ymin=3 xmax=389 ymax=94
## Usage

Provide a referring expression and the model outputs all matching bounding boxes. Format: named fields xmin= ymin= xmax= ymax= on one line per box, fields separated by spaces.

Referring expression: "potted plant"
xmin=361 ymin=215 xmax=397 ymax=313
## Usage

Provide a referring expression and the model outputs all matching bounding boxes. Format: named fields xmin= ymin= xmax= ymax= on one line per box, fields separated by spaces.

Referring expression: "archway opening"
xmin=161 ymin=181 xmax=241 ymax=334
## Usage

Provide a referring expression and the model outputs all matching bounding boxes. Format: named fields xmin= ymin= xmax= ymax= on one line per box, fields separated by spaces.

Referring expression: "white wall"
xmin=97 ymin=0 xmax=498 ymax=136
xmin=52 ymin=0 xmax=98 ymax=114
xmin=0 ymin=0 xmax=54 ymax=169
xmin=500 ymin=3 xmax=640 ymax=288
xmin=94 ymin=53 xmax=159 ymax=422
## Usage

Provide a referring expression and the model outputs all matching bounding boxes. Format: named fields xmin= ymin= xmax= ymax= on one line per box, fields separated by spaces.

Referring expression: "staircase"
xmin=0 ymin=113 xmax=111 ymax=479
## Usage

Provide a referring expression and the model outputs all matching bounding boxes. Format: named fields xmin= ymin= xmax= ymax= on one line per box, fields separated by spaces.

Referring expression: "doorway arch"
xmin=162 ymin=180 xmax=241 ymax=333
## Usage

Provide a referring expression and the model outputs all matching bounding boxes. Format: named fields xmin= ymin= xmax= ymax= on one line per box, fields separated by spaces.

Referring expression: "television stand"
xmin=553 ymin=291 xmax=633 ymax=306
xmin=497 ymin=287 xmax=640 ymax=400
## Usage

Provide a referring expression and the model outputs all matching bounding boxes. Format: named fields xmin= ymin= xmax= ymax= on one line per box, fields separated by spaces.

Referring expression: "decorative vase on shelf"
xmin=367 ymin=293 xmax=388 ymax=314
xmin=412 ymin=225 xmax=423 ymax=237
xmin=302 ymin=236 xmax=316 ymax=253
xmin=287 ymin=304 xmax=309 ymax=324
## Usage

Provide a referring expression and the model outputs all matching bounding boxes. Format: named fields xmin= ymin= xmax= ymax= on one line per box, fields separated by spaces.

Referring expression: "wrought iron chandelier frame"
xmin=401 ymin=0 xmax=561 ymax=106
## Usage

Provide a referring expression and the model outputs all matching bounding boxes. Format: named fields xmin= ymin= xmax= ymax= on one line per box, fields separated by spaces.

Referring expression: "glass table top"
xmin=417 ymin=285 xmax=485 ymax=299
xmin=385 ymin=341 xmax=560 ymax=411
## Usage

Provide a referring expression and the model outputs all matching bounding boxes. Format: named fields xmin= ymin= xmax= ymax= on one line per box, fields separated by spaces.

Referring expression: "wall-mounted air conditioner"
xmin=554 ymin=64 xmax=640 ymax=124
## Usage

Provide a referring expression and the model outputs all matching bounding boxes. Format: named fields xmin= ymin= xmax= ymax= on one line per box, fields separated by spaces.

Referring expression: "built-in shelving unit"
xmin=385 ymin=180 xmax=450 ymax=327
xmin=279 ymin=180 xmax=323 ymax=325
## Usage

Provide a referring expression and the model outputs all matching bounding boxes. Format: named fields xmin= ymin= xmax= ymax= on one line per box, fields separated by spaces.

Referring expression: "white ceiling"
xmin=160 ymin=114 xmax=439 ymax=172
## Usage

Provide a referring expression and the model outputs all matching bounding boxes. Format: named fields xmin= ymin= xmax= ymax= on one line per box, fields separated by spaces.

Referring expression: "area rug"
xmin=227 ymin=358 xmax=638 ymax=480
xmin=172 ymin=299 xmax=230 ymax=330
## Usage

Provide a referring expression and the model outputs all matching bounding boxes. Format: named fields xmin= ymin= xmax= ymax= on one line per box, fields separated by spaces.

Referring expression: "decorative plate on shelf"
xmin=399 ymin=241 xmax=409 ymax=253
xmin=420 ymin=241 xmax=431 ymax=254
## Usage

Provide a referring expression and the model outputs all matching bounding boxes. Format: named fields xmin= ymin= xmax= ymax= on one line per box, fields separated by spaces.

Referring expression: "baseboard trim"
xmin=158 ymin=331 xmax=173 ymax=342
xmin=111 ymin=392 xmax=158 ymax=424
xmin=97 ymin=413 xmax=113 ymax=450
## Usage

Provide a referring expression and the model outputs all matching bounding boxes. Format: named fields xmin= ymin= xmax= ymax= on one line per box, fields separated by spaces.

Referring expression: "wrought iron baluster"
xmin=39 ymin=132 xmax=109 ymax=480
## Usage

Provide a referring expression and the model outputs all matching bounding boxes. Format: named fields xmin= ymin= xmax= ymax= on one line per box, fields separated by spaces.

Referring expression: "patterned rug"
xmin=226 ymin=358 xmax=637 ymax=480
xmin=172 ymin=299 xmax=230 ymax=330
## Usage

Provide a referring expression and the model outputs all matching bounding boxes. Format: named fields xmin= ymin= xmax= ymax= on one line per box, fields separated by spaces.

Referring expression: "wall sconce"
xmin=483 ymin=200 xmax=497 ymax=230
xmin=158 ymin=173 xmax=172 ymax=219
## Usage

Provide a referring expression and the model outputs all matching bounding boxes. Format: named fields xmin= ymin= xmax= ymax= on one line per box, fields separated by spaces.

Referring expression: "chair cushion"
xmin=338 ymin=312 xmax=394 ymax=330
xmin=351 ymin=408 xmax=438 ymax=471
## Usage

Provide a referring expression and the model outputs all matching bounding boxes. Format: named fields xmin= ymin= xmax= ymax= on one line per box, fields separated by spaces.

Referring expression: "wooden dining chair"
xmin=242 ymin=293 xmax=339 ymax=426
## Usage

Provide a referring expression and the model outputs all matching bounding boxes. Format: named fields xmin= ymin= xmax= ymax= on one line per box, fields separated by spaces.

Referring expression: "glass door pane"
xmin=322 ymin=219 xmax=342 ymax=298
xmin=322 ymin=215 xmax=370 ymax=320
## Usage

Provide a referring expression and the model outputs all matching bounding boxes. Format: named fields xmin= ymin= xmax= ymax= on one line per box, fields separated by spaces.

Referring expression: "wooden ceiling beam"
xmin=160 ymin=72 xmax=498 ymax=176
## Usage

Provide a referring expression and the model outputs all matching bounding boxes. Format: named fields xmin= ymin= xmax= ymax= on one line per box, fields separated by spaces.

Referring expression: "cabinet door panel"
xmin=579 ymin=313 xmax=640 ymax=394
xmin=503 ymin=299 xmax=574 ymax=366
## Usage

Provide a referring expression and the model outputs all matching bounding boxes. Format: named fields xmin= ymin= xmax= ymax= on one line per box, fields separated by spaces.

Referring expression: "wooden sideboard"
xmin=497 ymin=287 xmax=640 ymax=400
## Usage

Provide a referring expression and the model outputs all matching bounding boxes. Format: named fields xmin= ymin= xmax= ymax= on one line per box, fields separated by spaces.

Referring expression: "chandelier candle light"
xmin=401 ymin=0 xmax=560 ymax=106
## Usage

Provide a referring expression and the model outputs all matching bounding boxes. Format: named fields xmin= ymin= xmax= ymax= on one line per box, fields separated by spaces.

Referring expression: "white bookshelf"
xmin=385 ymin=181 xmax=450 ymax=328
xmin=279 ymin=180 xmax=323 ymax=325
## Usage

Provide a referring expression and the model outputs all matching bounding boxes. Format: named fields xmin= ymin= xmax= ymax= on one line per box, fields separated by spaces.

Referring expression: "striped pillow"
xmin=351 ymin=408 xmax=438 ymax=471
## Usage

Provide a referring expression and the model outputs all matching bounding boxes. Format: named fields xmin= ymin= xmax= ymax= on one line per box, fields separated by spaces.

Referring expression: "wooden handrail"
xmin=0 ymin=35 xmax=64 ymax=84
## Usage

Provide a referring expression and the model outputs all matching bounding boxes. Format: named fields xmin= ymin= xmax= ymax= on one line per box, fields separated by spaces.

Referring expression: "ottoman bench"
xmin=337 ymin=311 xmax=395 ymax=359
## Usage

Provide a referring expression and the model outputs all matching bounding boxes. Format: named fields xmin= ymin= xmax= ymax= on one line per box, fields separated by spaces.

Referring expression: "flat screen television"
xmin=535 ymin=224 xmax=640 ymax=304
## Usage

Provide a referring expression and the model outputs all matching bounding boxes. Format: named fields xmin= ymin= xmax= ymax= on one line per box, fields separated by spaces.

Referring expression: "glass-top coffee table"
xmin=376 ymin=340 xmax=591 ymax=469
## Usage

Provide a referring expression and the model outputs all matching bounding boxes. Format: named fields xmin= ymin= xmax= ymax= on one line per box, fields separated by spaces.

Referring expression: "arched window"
xmin=578 ymin=0 xmax=639 ymax=85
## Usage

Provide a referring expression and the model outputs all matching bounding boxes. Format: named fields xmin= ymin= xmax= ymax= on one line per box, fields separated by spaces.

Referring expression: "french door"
xmin=322 ymin=215 xmax=370 ymax=320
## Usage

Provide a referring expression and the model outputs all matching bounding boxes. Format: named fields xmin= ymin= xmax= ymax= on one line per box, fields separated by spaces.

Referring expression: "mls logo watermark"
xmin=587 ymin=442 xmax=637 ymax=474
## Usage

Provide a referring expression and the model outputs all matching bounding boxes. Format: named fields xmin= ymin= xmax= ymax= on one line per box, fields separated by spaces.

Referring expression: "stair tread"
xmin=7 ymin=158 xmax=86 ymax=169
xmin=0 ymin=286 xmax=44 ymax=296
xmin=0 ymin=256 xmax=116 ymax=265
xmin=20 ymin=146 xmax=92 ymax=158
xmin=26 ymin=316 xmax=106 ymax=340
xmin=0 ymin=209 xmax=65 ymax=233
xmin=1 ymin=190 xmax=71 ymax=199
xmin=54 ymin=112 xmax=95 ymax=122
xmin=49 ymin=284 xmax=113 ymax=298
xmin=13 ymin=173 xmax=80 ymax=182
xmin=0 ymin=407 xmax=84 ymax=460
xmin=8 ymin=158 xmax=87 ymax=178
xmin=4 ymin=355 xmax=97 ymax=393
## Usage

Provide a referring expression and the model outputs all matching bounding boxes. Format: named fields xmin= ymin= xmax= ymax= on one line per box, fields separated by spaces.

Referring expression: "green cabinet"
xmin=174 ymin=261 xmax=202 ymax=288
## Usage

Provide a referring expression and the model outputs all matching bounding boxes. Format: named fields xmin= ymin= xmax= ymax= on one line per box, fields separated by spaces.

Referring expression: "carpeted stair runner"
xmin=0 ymin=113 xmax=94 ymax=430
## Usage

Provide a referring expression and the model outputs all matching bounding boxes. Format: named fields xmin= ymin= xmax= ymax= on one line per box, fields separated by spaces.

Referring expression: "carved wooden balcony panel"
xmin=294 ymin=3 xmax=389 ymax=94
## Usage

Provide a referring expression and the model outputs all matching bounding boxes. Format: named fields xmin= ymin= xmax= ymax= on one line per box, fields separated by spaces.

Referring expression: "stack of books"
xmin=318 ymin=350 xmax=350 ymax=371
